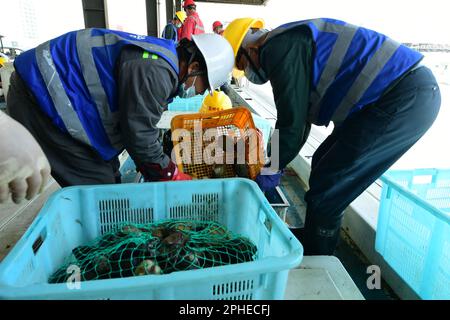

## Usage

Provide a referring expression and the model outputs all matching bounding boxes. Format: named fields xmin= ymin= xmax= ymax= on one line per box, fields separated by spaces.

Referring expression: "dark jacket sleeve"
xmin=117 ymin=47 xmax=178 ymax=168
xmin=260 ymin=27 xmax=313 ymax=170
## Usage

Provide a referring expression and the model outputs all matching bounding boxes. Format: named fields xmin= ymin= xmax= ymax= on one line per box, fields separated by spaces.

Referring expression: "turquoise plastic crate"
xmin=375 ymin=169 xmax=450 ymax=299
xmin=167 ymin=93 xmax=207 ymax=112
xmin=0 ymin=179 xmax=303 ymax=300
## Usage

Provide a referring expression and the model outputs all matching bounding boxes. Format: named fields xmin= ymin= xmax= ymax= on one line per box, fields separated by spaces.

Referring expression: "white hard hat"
xmin=191 ymin=33 xmax=234 ymax=93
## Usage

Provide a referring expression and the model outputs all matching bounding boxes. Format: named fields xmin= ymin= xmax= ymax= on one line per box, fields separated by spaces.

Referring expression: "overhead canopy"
xmin=195 ymin=0 xmax=269 ymax=5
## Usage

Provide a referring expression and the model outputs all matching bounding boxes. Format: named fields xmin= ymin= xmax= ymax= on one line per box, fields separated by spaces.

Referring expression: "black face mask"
xmin=239 ymin=48 xmax=268 ymax=84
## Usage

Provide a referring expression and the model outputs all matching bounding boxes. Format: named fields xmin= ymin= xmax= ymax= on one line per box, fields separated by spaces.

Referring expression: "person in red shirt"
xmin=180 ymin=0 xmax=205 ymax=41
xmin=212 ymin=21 xmax=224 ymax=36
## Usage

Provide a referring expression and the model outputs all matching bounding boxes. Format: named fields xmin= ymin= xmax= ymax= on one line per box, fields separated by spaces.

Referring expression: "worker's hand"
xmin=172 ymin=167 xmax=192 ymax=181
xmin=255 ymin=167 xmax=282 ymax=193
xmin=0 ymin=113 xmax=51 ymax=204
xmin=138 ymin=161 xmax=191 ymax=181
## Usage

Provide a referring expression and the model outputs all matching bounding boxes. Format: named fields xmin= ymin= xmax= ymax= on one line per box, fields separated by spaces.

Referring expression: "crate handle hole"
xmin=412 ymin=175 xmax=433 ymax=185
xmin=263 ymin=217 xmax=272 ymax=235
xmin=32 ymin=228 xmax=47 ymax=255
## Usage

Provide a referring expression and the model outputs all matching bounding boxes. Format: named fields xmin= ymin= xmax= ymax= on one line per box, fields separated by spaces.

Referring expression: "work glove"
xmin=172 ymin=167 xmax=192 ymax=181
xmin=138 ymin=161 xmax=192 ymax=182
xmin=0 ymin=113 xmax=51 ymax=204
xmin=255 ymin=167 xmax=282 ymax=193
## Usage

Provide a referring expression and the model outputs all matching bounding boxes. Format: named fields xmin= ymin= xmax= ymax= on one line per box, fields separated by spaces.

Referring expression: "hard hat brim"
xmin=191 ymin=34 xmax=234 ymax=93
xmin=223 ymin=18 xmax=265 ymax=57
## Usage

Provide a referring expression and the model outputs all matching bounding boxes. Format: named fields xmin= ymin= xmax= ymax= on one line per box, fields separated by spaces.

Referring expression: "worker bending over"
xmin=8 ymin=29 xmax=233 ymax=187
xmin=224 ymin=18 xmax=441 ymax=255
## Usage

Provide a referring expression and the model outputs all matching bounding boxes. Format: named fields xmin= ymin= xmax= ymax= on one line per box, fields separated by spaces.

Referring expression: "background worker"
xmin=162 ymin=11 xmax=186 ymax=43
xmin=8 ymin=29 xmax=234 ymax=187
xmin=224 ymin=18 xmax=441 ymax=255
xmin=212 ymin=21 xmax=224 ymax=36
xmin=180 ymin=0 xmax=205 ymax=41
xmin=0 ymin=112 xmax=51 ymax=204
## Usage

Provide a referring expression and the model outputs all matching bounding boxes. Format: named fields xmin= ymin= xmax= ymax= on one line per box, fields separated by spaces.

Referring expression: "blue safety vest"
xmin=267 ymin=18 xmax=423 ymax=126
xmin=162 ymin=23 xmax=178 ymax=43
xmin=14 ymin=28 xmax=179 ymax=160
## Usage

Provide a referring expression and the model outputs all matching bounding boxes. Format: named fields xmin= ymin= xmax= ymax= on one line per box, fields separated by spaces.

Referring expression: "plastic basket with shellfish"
xmin=170 ymin=107 xmax=265 ymax=180
xmin=0 ymin=179 xmax=303 ymax=299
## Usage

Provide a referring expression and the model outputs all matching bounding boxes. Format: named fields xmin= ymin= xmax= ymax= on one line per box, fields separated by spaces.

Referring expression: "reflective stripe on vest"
xmin=333 ymin=37 xmax=400 ymax=122
xmin=18 ymin=29 xmax=179 ymax=160
xmin=35 ymin=42 xmax=91 ymax=146
xmin=266 ymin=19 xmax=422 ymax=125
xmin=191 ymin=15 xmax=205 ymax=34
xmin=195 ymin=25 xmax=205 ymax=32
xmin=307 ymin=20 xmax=401 ymax=122
xmin=307 ymin=20 xmax=359 ymax=122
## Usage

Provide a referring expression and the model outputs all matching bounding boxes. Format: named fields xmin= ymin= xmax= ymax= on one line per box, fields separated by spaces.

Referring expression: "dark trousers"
xmin=7 ymin=72 xmax=120 ymax=187
xmin=302 ymin=66 xmax=441 ymax=255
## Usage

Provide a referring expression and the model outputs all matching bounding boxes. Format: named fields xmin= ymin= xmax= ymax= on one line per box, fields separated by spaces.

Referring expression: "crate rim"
xmin=380 ymin=169 xmax=450 ymax=223
xmin=0 ymin=178 xmax=303 ymax=295
xmin=0 ymin=255 xmax=295 ymax=295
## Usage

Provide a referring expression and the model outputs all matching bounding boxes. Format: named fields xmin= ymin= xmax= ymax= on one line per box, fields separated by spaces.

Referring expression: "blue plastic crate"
xmin=167 ymin=93 xmax=207 ymax=112
xmin=375 ymin=169 xmax=450 ymax=299
xmin=0 ymin=179 xmax=303 ymax=300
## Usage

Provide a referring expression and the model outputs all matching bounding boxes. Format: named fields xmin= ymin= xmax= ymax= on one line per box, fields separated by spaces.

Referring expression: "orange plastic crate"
xmin=170 ymin=107 xmax=264 ymax=180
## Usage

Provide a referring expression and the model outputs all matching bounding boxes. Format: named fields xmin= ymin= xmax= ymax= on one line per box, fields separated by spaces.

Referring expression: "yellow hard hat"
xmin=223 ymin=18 xmax=265 ymax=58
xmin=199 ymin=90 xmax=232 ymax=113
xmin=175 ymin=11 xmax=187 ymax=24
xmin=0 ymin=54 xmax=9 ymax=67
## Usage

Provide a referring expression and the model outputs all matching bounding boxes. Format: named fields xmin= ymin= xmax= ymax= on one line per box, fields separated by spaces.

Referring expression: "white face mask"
xmin=178 ymin=76 xmax=198 ymax=98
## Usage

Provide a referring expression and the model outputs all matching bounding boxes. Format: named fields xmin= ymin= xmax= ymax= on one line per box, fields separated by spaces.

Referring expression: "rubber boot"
xmin=301 ymin=224 xmax=341 ymax=256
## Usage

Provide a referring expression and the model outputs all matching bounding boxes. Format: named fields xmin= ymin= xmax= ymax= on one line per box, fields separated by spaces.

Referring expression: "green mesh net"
xmin=49 ymin=220 xmax=257 ymax=283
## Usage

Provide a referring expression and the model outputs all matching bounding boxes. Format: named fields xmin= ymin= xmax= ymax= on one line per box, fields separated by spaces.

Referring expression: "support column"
xmin=166 ymin=0 xmax=174 ymax=25
xmin=145 ymin=0 xmax=158 ymax=36
xmin=146 ymin=0 xmax=169 ymax=37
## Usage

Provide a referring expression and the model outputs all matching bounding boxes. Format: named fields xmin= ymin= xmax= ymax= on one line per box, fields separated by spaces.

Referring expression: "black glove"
xmin=138 ymin=161 xmax=177 ymax=182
